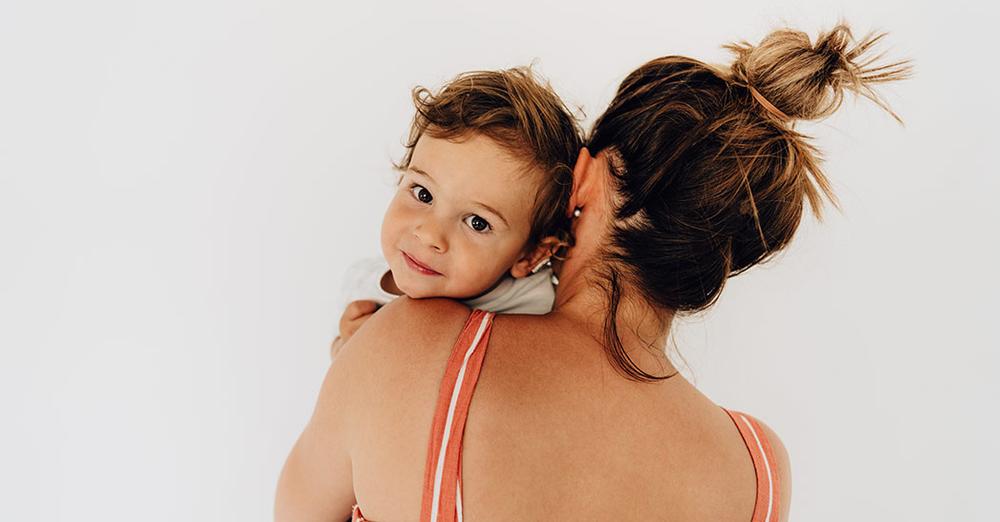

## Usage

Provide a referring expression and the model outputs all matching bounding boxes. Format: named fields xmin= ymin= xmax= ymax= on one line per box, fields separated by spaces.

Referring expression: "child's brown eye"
xmin=409 ymin=184 xmax=432 ymax=204
xmin=464 ymin=215 xmax=491 ymax=233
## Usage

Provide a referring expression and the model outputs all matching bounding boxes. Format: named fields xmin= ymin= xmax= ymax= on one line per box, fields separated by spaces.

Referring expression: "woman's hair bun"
xmin=582 ymin=22 xmax=910 ymax=382
xmin=726 ymin=23 xmax=912 ymax=123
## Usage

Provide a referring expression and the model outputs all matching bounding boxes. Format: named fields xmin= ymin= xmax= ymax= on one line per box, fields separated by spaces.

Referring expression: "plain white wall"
xmin=1 ymin=0 xmax=996 ymax=520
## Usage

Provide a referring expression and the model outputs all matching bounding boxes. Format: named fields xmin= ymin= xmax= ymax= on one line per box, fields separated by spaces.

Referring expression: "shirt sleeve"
xmin=334 ymin=257 xmax=397 ymax=333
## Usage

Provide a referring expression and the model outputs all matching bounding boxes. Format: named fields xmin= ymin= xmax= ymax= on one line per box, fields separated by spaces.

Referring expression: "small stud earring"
xmin=573 ymin=207 xmax=582 ymax=218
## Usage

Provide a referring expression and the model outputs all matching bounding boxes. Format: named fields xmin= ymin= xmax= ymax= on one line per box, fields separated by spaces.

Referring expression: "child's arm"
xmin=329 ymin=300 xmax=380 ymax=361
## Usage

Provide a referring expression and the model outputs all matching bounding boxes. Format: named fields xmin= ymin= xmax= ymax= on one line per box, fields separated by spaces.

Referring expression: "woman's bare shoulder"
xmin=336 ymin=297 xmax=472 ymax=387
xmin=328 ymin=297 xmax=474 ymax=517
xmin=367 ymin=293 xmax=471 ymax=354
xmin=354 ymin=296 xmax=469 ymax=347
xmin=720 ymin=411 xmax=792 ymax=522
xmin=753 ymin=417 xmax=792 ymax=521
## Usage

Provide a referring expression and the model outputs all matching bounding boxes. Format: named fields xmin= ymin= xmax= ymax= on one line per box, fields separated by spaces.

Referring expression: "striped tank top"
xmin=352 ymin=309 xmax=782 ymax=522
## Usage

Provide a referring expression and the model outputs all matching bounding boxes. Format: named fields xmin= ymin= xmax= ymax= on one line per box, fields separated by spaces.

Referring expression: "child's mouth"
xmin=401 ymin=251 xmax=442 ymax=276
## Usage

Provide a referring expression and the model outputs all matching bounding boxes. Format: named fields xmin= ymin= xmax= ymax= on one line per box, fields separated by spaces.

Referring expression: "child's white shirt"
xmin=339 ymin=257 xmax=555 ymax=316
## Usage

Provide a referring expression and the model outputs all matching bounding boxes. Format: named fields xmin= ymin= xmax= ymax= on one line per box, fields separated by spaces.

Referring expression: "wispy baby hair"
xmin=398 ymin=67 xmax=584 ymax=255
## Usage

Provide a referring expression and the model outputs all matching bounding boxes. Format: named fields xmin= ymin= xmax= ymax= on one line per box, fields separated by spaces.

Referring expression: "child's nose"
xmin=413 ymin=219 xmax=447 ymax=253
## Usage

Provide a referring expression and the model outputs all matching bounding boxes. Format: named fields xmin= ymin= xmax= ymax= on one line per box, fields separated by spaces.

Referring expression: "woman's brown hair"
xmin=397 ymin=67 xmax=583 ymax=254
xmin=586 ymin=23 xmax=912 ymax=382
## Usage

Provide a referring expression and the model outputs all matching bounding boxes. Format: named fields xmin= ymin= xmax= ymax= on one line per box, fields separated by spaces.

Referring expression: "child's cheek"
xmin=380 ymin=200 xmax=406 ymax=254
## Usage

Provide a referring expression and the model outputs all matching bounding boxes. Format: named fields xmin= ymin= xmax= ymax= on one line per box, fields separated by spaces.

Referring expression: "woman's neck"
xmin=548 ymin=150 xmax=675 ymax=377
xmin=550 ymin=254 xmax=676 ymax=378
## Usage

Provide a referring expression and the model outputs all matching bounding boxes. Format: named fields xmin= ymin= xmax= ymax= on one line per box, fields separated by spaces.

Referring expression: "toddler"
xmin=332 ymin=68 xmax=582 ymax=357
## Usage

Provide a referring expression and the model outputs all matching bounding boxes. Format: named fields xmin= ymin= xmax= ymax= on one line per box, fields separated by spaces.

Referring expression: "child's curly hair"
xmin=397 ymin=67 xmax=584 ymax=259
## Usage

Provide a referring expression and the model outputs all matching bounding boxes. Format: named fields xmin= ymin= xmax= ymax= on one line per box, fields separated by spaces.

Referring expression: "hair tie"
xmin=747 ymin=85 xmax=790 ymax=121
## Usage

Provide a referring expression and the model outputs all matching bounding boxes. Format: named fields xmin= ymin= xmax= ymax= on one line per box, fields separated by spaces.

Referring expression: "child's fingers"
xmin=341 ymin=313 xmax=376 ymax=338
xmin=343 ymin=300 xmax=380 ymax=320
xmin=338 ymin=300 xmax=381 ymax=338
xmin=339 ymin=300 xmax=377 ymax=331
xmin=329 ymin=336 xmax=343 ymax=361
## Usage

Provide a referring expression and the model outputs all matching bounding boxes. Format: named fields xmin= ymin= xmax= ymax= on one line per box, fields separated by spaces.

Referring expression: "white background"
xmin=1 ymin=0 xmax=997 ymax=520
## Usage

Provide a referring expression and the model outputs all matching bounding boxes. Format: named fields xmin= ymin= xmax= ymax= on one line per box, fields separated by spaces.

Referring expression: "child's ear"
xmin=510 ymin=236 xmax=562 ymax=279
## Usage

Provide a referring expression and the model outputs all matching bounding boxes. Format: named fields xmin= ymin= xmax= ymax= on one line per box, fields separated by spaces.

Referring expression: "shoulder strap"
xmin=723 ymin=409 xmax=781 ymax=522
xmin=419 ymin=309 xmax=495 ymax=522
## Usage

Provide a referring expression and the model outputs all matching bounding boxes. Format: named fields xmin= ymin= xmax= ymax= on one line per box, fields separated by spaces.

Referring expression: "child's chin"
xmin=397 ymin=285 xmax=452 ymax=300
xmin=395 ymin=283 xmax=430 ymax=299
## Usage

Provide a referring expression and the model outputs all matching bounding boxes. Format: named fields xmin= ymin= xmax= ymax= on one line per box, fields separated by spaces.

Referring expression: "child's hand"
xmin=330 ymin=300 xmax=380 ymax=360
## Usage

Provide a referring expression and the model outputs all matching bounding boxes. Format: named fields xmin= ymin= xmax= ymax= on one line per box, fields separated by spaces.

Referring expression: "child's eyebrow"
xmin=409 ymin=165 xmax=510 ymax=229
xmin=409 ymin=166 xmax=435 ymax=183
xmin=471 ymin=200 xmax=510 ymax=229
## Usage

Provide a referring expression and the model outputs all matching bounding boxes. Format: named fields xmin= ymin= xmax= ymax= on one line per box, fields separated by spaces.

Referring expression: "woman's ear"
xmin=510 ymin=236 xmax=563 ymax=279
xmin=566 ymin=148 xmax=594 ymax=217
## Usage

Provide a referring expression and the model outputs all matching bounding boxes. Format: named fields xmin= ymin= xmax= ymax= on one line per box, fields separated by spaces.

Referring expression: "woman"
xmin=276 ymin=23 xmax=908 ymax=521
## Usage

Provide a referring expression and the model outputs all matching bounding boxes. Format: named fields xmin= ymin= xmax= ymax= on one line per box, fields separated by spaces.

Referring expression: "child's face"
xmin=381 ymin=133 xmax=540 ymax=299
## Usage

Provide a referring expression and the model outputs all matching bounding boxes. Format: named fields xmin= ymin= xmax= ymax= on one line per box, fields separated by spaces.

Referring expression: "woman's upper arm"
xmin=274 ymin=359 xmax=358 ymax=522
xmin=275 ymin=302 xmax=386 ymax=521
xmin=274 ymin=297 xmax=468 ymax=521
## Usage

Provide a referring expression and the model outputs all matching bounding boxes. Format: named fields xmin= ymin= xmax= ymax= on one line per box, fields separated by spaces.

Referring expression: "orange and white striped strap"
xmin=724 ymin=409 xmax=781 ymax=522
xmin=418 ymin=309 xmax=495 ymax=522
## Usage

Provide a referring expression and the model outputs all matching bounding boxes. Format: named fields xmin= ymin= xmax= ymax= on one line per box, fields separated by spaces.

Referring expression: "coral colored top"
xmin=351 ymin=309 xmax=782 ymax=522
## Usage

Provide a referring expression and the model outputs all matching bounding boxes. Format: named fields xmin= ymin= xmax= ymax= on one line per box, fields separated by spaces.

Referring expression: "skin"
xmin=277 ymin=148 xmax=792 ymax=521
xmin=382 ymin=133 xmax=558 ymax=299
xmin=330 ymin=133 xmax=560 ymax=360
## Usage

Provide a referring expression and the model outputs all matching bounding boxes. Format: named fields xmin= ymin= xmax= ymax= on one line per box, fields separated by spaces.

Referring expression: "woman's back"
xmin=345 ymin=298 xmax=788 ymax=521
xmin=277 ymin=24 xmax=911 ymax=521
